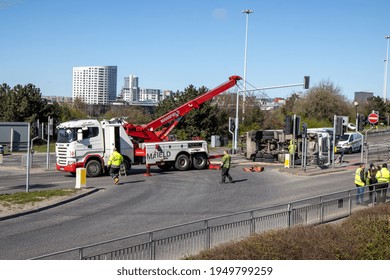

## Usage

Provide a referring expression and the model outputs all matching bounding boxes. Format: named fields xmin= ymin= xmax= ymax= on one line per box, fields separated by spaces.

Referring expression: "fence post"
xmin=348 ymin=190 xmax=352 ymax=216
xmin=320 ymin=196 xmax=324 ymax=224
xmin=287 ymin=203 xmax=292 ymax=227
xmin=204 ymin=220 xmax=210 ymax=250
xmin=149 ymin=232 xmax=155 ymax=260
xmin=250 ymin=211 xmax=255 ymax=235
xmin=78 ymin=248 xmax=84 ymax=260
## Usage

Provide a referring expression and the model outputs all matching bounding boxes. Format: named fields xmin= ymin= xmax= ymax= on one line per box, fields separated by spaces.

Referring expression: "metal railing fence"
xmin=31 ymin=184 xmax=389 ymax=260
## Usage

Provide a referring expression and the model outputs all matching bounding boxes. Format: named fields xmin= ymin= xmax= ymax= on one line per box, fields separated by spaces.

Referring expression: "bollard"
xmin=284 ymin=153 xmax=291 ymax=168
xmin=75 ymin=168 xmax=87 ymax=189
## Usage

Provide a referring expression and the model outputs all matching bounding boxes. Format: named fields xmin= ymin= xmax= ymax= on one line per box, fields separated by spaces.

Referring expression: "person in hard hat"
xmin=375 ymin=163 xmax=390 ymax=203
xmin=354 ymin=163 xmax=366 ymax=204
xmin=107 ymin=147 xmax=124 ymax=185
xmin=220 ymin=150 xmax=234 ymax=184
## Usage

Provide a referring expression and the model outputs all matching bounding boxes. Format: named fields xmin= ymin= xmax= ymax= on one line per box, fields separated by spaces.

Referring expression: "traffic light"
xmin=284 ymin=115 xmax=293 ymax=134
xmin=229 ymin=117 xmax=236 ymax=131
xmin=302 ymin=122 xmax=308 ymax=138
xmin=304 ymin=76 xmax=310 ymax=89
xmin=295 ymin=115 xmax=301 ymax=136
xmin=357 ymin=114 xmax=365 ymax=131
xmin=335 ymin=116 xmax=344 ymax=136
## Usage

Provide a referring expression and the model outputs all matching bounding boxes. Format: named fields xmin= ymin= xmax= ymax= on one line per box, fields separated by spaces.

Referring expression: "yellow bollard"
xmin=75 ymin=168 xmax=87 ymax=189
xmin=284 ymin=153 xmax=291 ymax=169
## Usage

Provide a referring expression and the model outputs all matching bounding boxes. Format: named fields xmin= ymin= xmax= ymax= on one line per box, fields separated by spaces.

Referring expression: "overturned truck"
xmin=244 ymin=128 xmax=332 ymax=166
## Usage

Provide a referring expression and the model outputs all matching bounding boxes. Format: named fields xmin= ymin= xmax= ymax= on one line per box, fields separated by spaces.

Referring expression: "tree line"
xmin=1 ymin=81 xmax=389 ymax=142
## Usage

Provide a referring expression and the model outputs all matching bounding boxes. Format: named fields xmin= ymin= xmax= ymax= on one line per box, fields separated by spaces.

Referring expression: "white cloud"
xmin=0 ymin=0 xmax=22 ymax=10
xmin=212 ymin=8 xmax=228 ymax=21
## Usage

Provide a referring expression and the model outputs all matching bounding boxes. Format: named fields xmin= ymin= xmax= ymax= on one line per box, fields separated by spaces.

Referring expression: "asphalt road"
xmin=0 ymin=162 xmax=356 ymax=259
xmin=0 ymin=133 xmax=388 ymax=260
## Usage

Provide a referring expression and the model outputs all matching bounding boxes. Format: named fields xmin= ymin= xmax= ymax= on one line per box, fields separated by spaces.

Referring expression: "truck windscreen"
xmin=57 ymin=128 xmax=79 ymax=143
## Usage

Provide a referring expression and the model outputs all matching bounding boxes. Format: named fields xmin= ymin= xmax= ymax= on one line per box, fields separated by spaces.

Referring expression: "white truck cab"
xmin=56 ymin=119 xmax=134 ymax=177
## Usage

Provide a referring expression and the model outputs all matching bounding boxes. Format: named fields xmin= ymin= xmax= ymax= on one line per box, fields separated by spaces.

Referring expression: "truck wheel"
xmin=86 ymin=160 xmax=102 ymax=177
xmin=123 ymin=158 xmax=132 ymax=175
xmin=158 ymin=162 xmax=173 ymax=171
xmin=175 ymin=154 xmax=191 ymax=171
xmin=193 ymin=153 xmax=207 ymax=170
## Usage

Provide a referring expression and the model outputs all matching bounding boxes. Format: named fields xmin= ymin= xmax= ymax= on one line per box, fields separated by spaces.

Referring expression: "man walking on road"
xmin=107 ymin=147 xmax=124 ymax=185
xmin=220 ymin=150 xmax=234 ymax=184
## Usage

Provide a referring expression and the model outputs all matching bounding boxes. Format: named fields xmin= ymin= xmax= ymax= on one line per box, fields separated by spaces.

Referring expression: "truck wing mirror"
xmin=77 ymin=129 xmax=83 ymax=142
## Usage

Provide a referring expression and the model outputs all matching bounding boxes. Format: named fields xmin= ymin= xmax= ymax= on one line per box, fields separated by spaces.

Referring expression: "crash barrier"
xmin=366 ymin=128 xmax=390 ymax=138
xmin=31 ymin=184 xmax=389 ymax=260
xmin=366 ymin=147 xmax=390 ymax=162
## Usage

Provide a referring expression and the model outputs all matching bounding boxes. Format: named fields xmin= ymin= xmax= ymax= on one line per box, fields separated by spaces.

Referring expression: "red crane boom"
xmin=124 ymin=75 xmax=241 ymax=142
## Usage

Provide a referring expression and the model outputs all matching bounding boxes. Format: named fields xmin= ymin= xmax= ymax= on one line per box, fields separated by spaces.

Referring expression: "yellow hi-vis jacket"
xmin=288 ymin=140 xmax=296 ymax=155
xmin=108 ymin=151 xmax=124 ymax=167
xmin=375 ymin=167 xmax=390 ymax=183
xmin=354 ymin=167 xmax=365 ymax=187
xmin=221 ymin=154 xmax=231 ymax=168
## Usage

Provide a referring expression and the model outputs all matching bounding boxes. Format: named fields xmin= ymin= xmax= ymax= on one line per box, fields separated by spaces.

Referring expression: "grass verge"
xmin=0 ymin=189 xmax=78 ymax=207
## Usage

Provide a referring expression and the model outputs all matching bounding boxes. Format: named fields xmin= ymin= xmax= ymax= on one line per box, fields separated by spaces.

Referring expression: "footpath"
xmin=209 ymin=146 xmax=360 ymax=176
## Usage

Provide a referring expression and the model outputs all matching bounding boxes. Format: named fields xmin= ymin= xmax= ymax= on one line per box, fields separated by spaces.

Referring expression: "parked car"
xmin=336 ymin=132 xmax=362 ymax=154
xmin=0 ymin=145 xmax=4 ymax=155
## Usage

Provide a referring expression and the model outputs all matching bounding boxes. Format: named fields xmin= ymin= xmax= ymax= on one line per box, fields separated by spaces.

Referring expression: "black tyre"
xmin=193 ymin=153 xmax=207 ymax=170
xmin=175 ymin=154 xmax=191 ymax=171
xmin=86 ymin=159 xmax=102 ymax=177
xmin=157 ymin=162 xmax=173 ymax=171
xmin=122 ymin=158 xmax=132 ymax=175
xmin=348 ymin=147 xmax=353 ymax=154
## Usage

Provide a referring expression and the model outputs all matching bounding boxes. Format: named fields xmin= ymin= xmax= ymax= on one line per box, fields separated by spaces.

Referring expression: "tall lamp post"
xmin=383 ymin=35 xmax=390 ymax=101
xmin=242 ymin=9 xmax=253 ymax=121
xmin=354 ymin=101 xmax=359 ymax=132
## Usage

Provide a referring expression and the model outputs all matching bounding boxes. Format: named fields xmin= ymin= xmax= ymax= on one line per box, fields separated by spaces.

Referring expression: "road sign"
xmin=368 ymin=113 xmax=379 ymax=124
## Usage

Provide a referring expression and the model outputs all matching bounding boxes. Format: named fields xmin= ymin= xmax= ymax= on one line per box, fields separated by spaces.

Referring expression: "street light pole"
xmin=383 ymin=35 xmax=390 ymax=101
xmin=354 ymin=101 xmax=358 ymax=132
xmin=242 ymin=9 xmax=253 ymax=121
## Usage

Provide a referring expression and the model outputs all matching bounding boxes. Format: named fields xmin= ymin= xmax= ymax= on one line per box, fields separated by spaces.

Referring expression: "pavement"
xmin=209 ymin=146 xmax=360 ymax=176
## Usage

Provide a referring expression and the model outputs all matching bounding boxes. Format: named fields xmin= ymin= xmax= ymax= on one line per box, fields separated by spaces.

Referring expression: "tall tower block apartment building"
xmin=72 ymin=66 xmax=117 ymax=105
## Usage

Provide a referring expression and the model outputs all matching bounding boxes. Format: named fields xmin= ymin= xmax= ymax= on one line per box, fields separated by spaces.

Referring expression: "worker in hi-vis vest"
xmin=107 ymin=147 xmax=124 ymax=185
xmin=354 ymin=163 xmax=366 ymax=204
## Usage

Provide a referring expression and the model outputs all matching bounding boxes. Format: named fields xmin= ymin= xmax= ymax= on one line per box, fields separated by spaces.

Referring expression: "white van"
xmin=336 ymin=132 xmax=362 ymax=154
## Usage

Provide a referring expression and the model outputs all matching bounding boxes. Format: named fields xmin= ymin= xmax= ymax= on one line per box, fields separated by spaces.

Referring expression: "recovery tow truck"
xmin=56 ymin=75 xmax=241 ymax=177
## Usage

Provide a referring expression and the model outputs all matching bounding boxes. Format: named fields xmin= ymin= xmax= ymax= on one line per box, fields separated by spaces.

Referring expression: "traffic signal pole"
xmin=233 ymin=76 xmax=310 ymax=153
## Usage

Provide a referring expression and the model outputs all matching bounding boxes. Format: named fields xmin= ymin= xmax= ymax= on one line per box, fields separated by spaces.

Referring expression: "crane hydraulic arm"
xmin=124 ymin=75 xmax=241 ymax=142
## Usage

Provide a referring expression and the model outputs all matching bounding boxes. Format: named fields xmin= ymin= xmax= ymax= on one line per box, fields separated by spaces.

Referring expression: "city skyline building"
xmin=354 ymin=91 xmax=374 ymax=104
xmin=121 ymin=75 xmax=139 ymax=103
xmin=72 ymin=66 xmax=117 ymax=105
xmin=139 ymin=88 xmax=161 ymax=102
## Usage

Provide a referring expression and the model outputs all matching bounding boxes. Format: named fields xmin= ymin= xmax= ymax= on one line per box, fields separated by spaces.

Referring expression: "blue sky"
xmin=1 ymin=0 xmax=390 ymax=101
